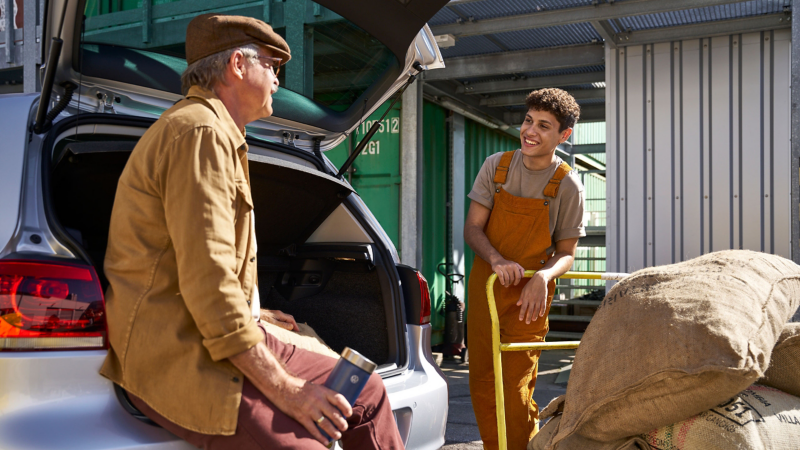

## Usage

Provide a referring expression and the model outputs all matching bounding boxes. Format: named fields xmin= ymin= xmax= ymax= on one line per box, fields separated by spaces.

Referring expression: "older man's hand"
xmin=260 ymin=309 xmax=299 ymax=331
xmin=273 ymin=377 xmax=353 ymax=445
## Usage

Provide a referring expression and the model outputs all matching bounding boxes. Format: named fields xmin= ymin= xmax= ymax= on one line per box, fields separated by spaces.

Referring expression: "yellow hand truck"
xmin=485 ymin=270 xmax=629 ymax=450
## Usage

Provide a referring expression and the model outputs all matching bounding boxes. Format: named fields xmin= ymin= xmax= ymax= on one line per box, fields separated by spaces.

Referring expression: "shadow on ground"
xmin=438 ymin=349 xmax=575 ymax=450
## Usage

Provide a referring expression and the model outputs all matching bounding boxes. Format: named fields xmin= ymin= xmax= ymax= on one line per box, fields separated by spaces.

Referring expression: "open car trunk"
xmin=47 ymin=116 xmax=404 ymax=369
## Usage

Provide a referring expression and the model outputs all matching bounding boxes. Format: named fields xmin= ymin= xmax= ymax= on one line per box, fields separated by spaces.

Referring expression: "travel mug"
xmin=317 ymin=347 xmax=377 ymax=442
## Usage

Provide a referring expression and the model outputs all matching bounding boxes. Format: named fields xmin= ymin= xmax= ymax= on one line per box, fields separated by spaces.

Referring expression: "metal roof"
xmin=424 ymin=0 xmax=792 ymax=128
xmin=430 ymin=0 xmax=600 ymax=25
xmin=459 ymin=65 xmax=607 ymax=85
xmin=614 ymin=0 xmax=788 ymax=32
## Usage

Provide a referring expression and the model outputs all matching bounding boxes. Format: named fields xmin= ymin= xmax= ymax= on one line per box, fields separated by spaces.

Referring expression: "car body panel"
xmin=0 ymin=94 xmax=37 ymax=253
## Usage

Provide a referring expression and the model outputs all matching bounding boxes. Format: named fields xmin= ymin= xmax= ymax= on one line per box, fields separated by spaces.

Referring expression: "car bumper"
xmin=0 ymin=326 xmax=448 ymax=450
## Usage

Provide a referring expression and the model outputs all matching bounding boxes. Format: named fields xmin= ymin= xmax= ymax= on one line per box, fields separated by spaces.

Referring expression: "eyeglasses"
xmin=256 ymin=55 xmax=282 ymax=77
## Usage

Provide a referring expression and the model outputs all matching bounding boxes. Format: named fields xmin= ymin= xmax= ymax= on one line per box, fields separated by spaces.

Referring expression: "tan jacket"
xmin=100 ymin=86 xmax=262 ymax=435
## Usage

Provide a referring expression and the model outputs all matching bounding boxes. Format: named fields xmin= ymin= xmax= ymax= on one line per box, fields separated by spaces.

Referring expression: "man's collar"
xmin=186 ymin=86 xmax=247 ymax=149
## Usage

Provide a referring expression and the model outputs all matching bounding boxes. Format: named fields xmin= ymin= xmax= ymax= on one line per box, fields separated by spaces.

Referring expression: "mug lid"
xmin=341 ymin=347 xmax=377 ymax=374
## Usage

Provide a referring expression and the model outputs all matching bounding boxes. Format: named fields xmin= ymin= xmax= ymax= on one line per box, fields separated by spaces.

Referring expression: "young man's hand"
xmin=517 ymin=271 xmax=550 ymax=323
xmin=490 ymin=257 xmax=525 ymax=287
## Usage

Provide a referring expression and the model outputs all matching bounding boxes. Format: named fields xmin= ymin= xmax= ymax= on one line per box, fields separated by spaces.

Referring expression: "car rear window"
xmin=81 ymin=0 xmax=396 ymax=112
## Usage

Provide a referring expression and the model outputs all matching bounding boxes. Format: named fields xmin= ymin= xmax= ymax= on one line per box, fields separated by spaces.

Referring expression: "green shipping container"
xmin=326 ymin=102 xmax=401 ymax=248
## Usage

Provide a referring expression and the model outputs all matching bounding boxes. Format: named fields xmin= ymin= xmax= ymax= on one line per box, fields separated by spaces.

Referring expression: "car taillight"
xmin=416 ymin=272 xmax=431 ymax=325
xmin=0 ymin=260 xmax=107 ymax=351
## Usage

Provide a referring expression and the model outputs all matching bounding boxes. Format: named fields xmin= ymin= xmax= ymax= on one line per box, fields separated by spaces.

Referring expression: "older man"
xmin=99 ymin=14 xmax=404 ymax=449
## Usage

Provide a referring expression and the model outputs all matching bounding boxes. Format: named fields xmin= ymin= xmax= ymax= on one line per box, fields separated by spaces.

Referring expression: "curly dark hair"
xmin=524 ymin=88 xmax=581 ymax=131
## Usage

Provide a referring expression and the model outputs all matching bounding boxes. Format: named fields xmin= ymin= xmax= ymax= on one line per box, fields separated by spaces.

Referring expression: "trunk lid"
xmin=43 ymin=0 xmax=445 ymax=151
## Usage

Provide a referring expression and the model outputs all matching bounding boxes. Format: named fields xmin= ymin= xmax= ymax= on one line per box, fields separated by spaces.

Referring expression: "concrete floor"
xmin=437 ymin=349 xmax=576 ymax=450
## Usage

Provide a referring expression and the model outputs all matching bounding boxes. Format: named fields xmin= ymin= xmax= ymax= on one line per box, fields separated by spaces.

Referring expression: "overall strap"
xmin=492 ymin=151 xmax=516 ymax=185
xmin=543 ymin=162 xmax=573 ymax=198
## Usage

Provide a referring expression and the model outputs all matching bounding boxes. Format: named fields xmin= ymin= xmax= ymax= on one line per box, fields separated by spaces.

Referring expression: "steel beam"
xmin=83 ymin=0 xmax=342 ymax=48
xmin=423 ymin=44 xmax=604 ymax=82
xmin=571 ymin=143 xmax=606 ymax=154
xmin=0 ymin=28 xmax=21 ymax=69
xmin=401 ymin=81 xmax=424 ymax=268
xmin=22 ymin=0 xmax=38 ymax=92
xmin=457 ymin=71 xmax=604 ymax=95
xmin=618 ymin=13 xmax=790 ymax=46
xmin=3 ymin=0 xmax=14 ymax=64
xmin=480 ymin=88 xmax=605 ymax=107
xmin=591 ymin=20 xmax=618 ymax=48
xmin=450 ymin=112 xmax=466 ymax=302
xmin=431 ymin=0 xmax=750 ymax=38
xmin=792 ymin=0 xmax=800 ymax=266
xmin=504 ymin=104 xmax=606 ymax=124
xmin=423 ymin=80 xmax=515 ymax=130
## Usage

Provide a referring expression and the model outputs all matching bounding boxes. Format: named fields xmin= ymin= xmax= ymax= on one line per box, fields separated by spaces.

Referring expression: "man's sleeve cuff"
xmin=203 ymin=319 xmax=263 ymax=362
xmin=554 ymin=228 xmax=587 ymax=243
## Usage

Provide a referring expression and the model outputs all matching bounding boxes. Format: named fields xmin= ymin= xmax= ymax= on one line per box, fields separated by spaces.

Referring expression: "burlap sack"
xmin=553 ymin=250 xmax=800 ymax=446
xmin=639 ymin=385 xmax=800 ymax=449
xmin=760 ymin=323 xmax=800 ymax=397
xmin=262 ymin=321 xmax=340 ymax=359
xmin=529 ymin=396 xmax=650 ymax=450
xmin=530 ymin=416 xmax=650 ymax=450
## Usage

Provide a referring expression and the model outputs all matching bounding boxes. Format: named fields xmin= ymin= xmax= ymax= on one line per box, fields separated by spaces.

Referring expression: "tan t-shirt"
xmin=468 ymin=151 xmax=586 ymax=256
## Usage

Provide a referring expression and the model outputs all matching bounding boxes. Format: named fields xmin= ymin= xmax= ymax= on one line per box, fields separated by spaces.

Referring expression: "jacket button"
xmin=495 ymin=189 xmax=500 ymax=193
xmin=543 ymin=201 xmax=549 ymax=206
xmin=247 ymin=300 xmax=251 ymax=306
xmin=540 ymin=260 xmax=545 ymax=264
xmin=250 ymin=257 xmax=255 ymax=262
xmin=232 ymin=377 xmax=240 ymax=383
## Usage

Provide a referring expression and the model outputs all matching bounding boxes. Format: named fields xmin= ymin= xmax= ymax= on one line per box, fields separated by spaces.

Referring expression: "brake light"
xmin=416 ymin=272 xmax=431 ymax=325
xmin=0 ymin=260 xmax=107 ymax=351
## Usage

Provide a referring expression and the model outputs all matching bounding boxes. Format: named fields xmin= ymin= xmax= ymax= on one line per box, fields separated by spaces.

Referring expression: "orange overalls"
xmin=467 ymin=151 xmax=572 ymax=450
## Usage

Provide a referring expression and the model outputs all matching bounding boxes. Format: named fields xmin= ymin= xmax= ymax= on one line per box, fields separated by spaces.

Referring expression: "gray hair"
xmin=181 ymin=43 xmax=261 ymax=95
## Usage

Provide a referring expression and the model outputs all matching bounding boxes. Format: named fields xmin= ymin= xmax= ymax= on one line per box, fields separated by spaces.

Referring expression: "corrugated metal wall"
xmin=422 ymin=101 xmax=450 ymax=344
xmin=606 ymin=29 xmax=792 ymax=274
xmin=462 ymin=119 xmax=520 ymax=310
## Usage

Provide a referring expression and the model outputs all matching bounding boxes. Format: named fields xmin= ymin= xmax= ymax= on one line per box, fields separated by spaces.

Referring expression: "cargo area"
xmin=47 ymin=127 xmax=401 ymax=368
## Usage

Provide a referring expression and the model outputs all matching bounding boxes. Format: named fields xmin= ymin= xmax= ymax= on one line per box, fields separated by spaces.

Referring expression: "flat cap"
xmin=185 ymin=14 xmax=291 ymax=66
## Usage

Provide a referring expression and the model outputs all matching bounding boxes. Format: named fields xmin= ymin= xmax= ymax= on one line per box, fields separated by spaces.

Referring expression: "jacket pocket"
xmin=234 ymin=179 xmax=254 ymax=211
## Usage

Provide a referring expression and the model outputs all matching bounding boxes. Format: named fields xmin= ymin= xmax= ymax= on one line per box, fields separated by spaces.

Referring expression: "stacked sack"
xmin=530 ymin=250 xmax=800 ymax=450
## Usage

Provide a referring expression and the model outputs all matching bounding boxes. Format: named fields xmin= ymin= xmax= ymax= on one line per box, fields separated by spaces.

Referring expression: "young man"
xmin=464 ymin=88 xmax=586 ymax=449
xmin=99 ymin=14 xmax=404 ymax=449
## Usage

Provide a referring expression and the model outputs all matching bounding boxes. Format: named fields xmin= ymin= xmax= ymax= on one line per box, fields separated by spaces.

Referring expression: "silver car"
xmin=0 ymin=0 xmax=449 ymax=448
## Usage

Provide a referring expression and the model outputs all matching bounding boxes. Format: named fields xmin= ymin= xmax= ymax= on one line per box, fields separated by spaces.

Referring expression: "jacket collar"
xmin=185 ymin=86 xmax=247 ymax=149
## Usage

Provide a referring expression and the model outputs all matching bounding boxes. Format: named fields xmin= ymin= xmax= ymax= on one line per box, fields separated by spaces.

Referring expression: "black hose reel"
xmin=438 ymin=263 xmax=465 ymax=347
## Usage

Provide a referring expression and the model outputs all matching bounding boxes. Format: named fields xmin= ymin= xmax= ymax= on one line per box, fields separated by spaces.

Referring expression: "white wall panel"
xmin=710 ymin=36 xmax=732 ymax=252
xmin=653 ymin=42 xmax=674 ymax=266
xmin=607 ymin=30 xmax=792 ymax=272
xmin=605 ymin=43 xmax=620 ymax=273
xmin=773 ymin=29 xmax=792 ymax=259
xmin=764 ymin=31 xmax=773 ymax=254
xmin=626 ymin=45 xmax=647 ymax=272
xmin=682 ymin=39 xmax=703 ymax=261
xmin=741 ymin=32 xmax=763 ymax=252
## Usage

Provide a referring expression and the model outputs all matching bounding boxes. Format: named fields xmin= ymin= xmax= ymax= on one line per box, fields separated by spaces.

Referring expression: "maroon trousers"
xmin=129 ymin=324 xmax=405 ymax=449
